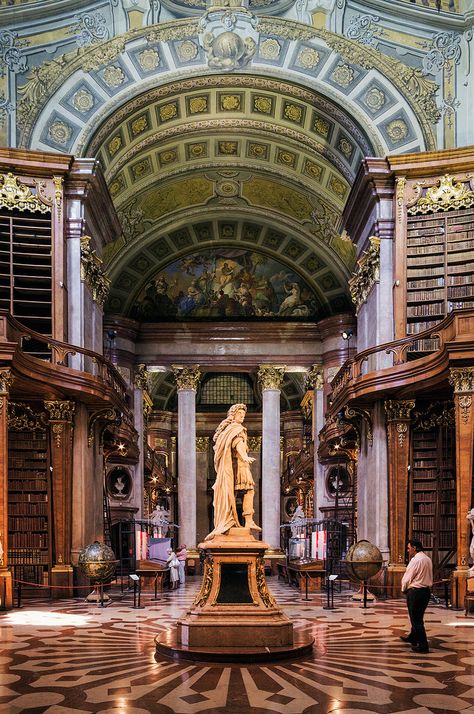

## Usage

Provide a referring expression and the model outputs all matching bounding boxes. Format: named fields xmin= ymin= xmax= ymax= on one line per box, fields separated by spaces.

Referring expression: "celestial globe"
xmin=78 ymin=541 xmax=118 ymax=582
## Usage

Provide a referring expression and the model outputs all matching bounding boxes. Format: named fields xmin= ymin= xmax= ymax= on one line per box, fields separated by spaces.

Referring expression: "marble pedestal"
xmin=155 ymin=528 xmax=313 ymax=662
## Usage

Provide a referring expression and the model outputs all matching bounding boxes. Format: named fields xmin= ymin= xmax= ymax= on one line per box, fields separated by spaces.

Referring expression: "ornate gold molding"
xmin=306 ymin=364 xmax=323 ymax=390
xmin=0 ymin=369 xmax=13 ymax=394
xmin=395 ymin=176 xmax=406 ymax=221
xmin=8 ymin=402 xmax=48 ymax=431
xmin=80 ymin=236 xmax=111 ymax=307
xmin=257 ymin=364 xmax=285 ymax=390
xmin=408 ymin=174 xmax=474 ymax=215
xmin=458 ymin=395 xmax=472 ymax=424
xmin=196 ymin=436 xmax=209 ymax=452
xmin=396 ymin=422 xmax=408 ymax=447
xmin=248 ymin=436 xmax=262 ymax=452
xmin=449 ymin=367 xmax=474 ymax=393
xmin=44 ymin=400 xmax=75 ymax=422
xmin=52 ymin=176 xmax=63 ymax=218
xmin=384 ymin=399 xmax=415 ymax=422
xmin=172 ymin=364 xmax=201 ymax=391
xmin=0 ymin=173 xmax=51 ymax=214
xmin=134 ymin=363 xmax=149 ymax=391
xmin=348 ymin=236 xmax=380 ymax=315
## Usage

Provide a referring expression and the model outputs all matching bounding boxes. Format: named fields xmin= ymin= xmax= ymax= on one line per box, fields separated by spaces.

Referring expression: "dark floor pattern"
xmin=1 ymin=578 xmax=473 ymax=713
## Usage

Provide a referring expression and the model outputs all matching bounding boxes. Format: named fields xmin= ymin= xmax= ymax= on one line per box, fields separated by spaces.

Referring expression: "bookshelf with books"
xmin=7 ymin=421 xmax=52 ymax=589
xmin=410 ymin=406 xmax=456 ymax=576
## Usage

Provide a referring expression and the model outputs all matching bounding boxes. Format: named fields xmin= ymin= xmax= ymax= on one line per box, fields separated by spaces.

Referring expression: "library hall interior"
xmin=2 ymin=0 xmax=474 ymax=712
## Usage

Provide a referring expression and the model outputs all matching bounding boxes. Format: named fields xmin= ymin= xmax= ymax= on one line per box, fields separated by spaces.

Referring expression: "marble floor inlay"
xmin=0 ymin=578 xmax=473 ymax=713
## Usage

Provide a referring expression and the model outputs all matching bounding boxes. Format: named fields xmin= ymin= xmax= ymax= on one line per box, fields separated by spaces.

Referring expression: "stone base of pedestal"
xmin=155 ymin=527 xmax=313 ymax=662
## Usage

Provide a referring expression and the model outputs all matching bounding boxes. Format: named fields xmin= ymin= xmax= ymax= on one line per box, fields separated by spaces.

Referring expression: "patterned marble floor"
xmin=0 ymin=577 xmax=473 ymax=714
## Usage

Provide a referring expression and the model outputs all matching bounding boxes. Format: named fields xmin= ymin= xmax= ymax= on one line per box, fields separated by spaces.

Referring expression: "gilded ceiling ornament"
xmin=138 ymin=48 xmax=160 ymax=71
xmin=177 ymin=40 xmax=199 ymax=62
xmin=248 ymin=142 xmax=268 ymax=159
xmin=158 ymin=149 xmax=178 ymax=164
xmin=253 ymin=95 xmax=272 ymax=113
xmin=81 ymin=37 xmax=127 ymax=73
xmin=260 ymin=38 xmax=281 ymax=60
xmin=72 ymin=88 xmax=94 ymax=113
xmin=48 ymin=120 xmax=72 ymax=146
xmin=348 ymin=236 xmax=380 ymax=314
xmin=257 ymin=364 xmax=285 ymax=390
xmin=346 ymin=14 xmax=381 ymax=46
xmin=296 ymin=47 xmax=320 ymax=69
xmin=283 ymin=102 xmax=303 ymax=123
xmin=108 ymin=135 xmax=122 ymax=156
xmin=44 ymin=400 xmax=75 ymax=423
xmin=103 ymin=65 xmax=125 ymax=88
xmin=408 ymin=174 xmax=474 ymax=215
xmin=312 ymin=116 xmax=330 ymax=138
xmin=0 ymin=369 xmax=13 ymax=394
xmin=216 ymin=179 xmax=239 ymax=196
xmin=159 ymin=103 xmax=178 ymax=121
xmin=134 ymin=364 xmax=150 ymax=391
xmin=277 ymin=150 xmax=296 ymax=166
xmin=338 ymin=137 xmax=353 ymax=158
xmin=449 ymin=367 xmax=474 ymax=394
xmin=384 ymin=399 xmax=415 ymax=422
xmin=331 ymin=63 xmax=354 ymax=88
xmin=220 ymin=94 xmax=241 ymax=110
xmin=303 ymin=160 xmax=322 ymax=181
xmin=80 ymin=236 xmax=111 ymax=306
xmin=189 ymin=96 xmax=208 ymax=113
xmin=0 ymin=173 xmax=51 ymax=214
xmin=364 ymin=86 xmax=385 ymax=112
xmin=172 ymin=364 xmax=201 ymax=390
xmin=131 ymin=116 xmax=148 ymax=135
xmin=328 ymin=175 xmax=347 ymax=198
xmin=306 ymin=364 xmax=323 ymax=390
xmin=386 ymin=118 xmax=408 ymax=143
xmin=67 ymin=11 xmax=109 ymax=47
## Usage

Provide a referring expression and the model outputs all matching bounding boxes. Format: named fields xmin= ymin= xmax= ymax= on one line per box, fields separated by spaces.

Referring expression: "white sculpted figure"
xmin=467 ymin=508 xmax=474 ymax=574
xmin=206 ymin=403 xmax=261 ymax=539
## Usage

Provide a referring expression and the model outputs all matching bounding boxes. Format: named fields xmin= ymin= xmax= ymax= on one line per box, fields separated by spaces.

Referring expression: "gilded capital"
xmin=0 ymin=369 xmax=13 ymax=394
xmin=172 ymin=365 xmax=201 ymax=391
xmin=134 ymin=364 xmax=149 ymax=391
xmin=44 ymin=400 xmax=75 ymax=422
xmin=306 ymin=364 xmax=324 ymax=390
xmin=258 ymin=364 xmax=285 ymax=391
xmin=384 ymin=399 xmax=415 ymax=422
xmin=449 ymin=367 xmax=474 ymax=393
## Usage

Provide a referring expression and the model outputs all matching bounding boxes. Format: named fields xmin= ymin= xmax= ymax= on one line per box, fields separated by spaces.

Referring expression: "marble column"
xmin=306 ymin=365 xmax=324 ymax=519
xmin=449 ymin=367 xmax=474 ymax=608
xmin=258 ymin=365 xmax=285 ymax=550
xmin=44 ymin=399 xmax=75 ymax=598
xmin=133 ymin=364 xmax=150 ymax=520
xmin=0 ymin=369 xmax=13 ymax=608
xmin=172 ymin=365 xmax=200 ymax=550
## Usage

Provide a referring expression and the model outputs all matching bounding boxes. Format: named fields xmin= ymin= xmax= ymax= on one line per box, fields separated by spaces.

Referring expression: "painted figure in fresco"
xmin=206 ymin=403 xmax=261 ymax=540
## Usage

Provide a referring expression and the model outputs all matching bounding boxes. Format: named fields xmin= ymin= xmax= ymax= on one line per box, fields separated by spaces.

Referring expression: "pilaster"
xmin=0 ymin=369 xmax=13 ymax=609
xmin=306 ymin=365 xmax=325 ymax=519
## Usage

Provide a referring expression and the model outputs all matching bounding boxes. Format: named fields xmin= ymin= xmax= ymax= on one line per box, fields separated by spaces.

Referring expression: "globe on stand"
xmin=344 ymin=540 xmax=383 ymax=607
xmin=78 ymin=541 xmax=118 ymax=605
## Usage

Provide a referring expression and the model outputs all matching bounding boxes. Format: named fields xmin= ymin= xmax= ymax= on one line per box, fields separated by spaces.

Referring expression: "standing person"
xmin=206 ymin=403 xmax=261 ymax=540
xmin=166 ymin=548 xmax=179 ymax=590
xmin=400 ymin=539 xmax=433 ymax=653
xmin=176 ymin=544 xmax=187 ymax=586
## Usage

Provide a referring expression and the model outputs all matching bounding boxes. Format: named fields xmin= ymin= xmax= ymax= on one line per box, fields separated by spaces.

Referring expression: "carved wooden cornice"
xmin=408 ymin=174 xmax=474 ymax=215
xmin=172 ymin=364 xmax=201 ymax=391
xmin=0 ymin=172 xmax=52 ymax=214
xmin=80 ymin=236 xmax=111 ymax=307
xmin=449 ymin=367 xmax=474 ymax=393
xmin=306 ymin=364 xmax=323 ymax=390
xmin=384 ymin=399 xmax=415 ymax=422
xmin=257 ymin=364 xmax=285 ymax=390
xmin=348 ymin=236 xmax=380 ymax=315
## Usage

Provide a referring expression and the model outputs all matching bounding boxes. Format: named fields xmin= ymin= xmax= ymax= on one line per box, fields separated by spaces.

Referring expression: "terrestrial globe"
xmin=78 ymin=541 xmax=118 ymax=582
xmin=345 ymin=540 xmax=383 ymax=582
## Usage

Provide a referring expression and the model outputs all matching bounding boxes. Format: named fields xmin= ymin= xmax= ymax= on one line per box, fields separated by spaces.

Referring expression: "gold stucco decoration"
xmin=306 ymin=364 xmax=324 ymax=390
xmin=260 ymin=38 xmax=281 ymax=60
xmin=103 ymin=65 xmax=126 ymax=88
xmin=48 ymin=120 xmax=72 ymax=146
xmin=331 ymin=64 xmax=354 ymax=88
xmin=408 ymin=174 xmax=474 ymax=215
xmin=348 ymin=236 xmax=380 ymax=314
xmin=257 ymin=364 xmax=285 ymax=390
xmin=138 ymin=48 xmax=160 ymax=71
xmin=296 ymin=47 xmax=320 ymax=69
xmin=72 ymin=88 xmax=94 ymax=113
xmin=449 ymin=367 xmax=474 ymax=394
xmin=384 ymin=399 xmax=415 ymax=422
xmin=0 ymin=369 xmax=13 ymax=395
xmin=0 ymin=173 xmax=51 ymax=214
xmin=80 ymin=236 xmax=111 ymax=307
xmin=172 ymin=364 xmax=201 ymax=390
xmin=189 ymin=96 xmax=208 ymax=113
xmin=196 ymin=436 xmax=210 ymax=452
xmin=44 ymin=400 xmax=75 ymax=423
xmin=386 ymin=118 xmax=408 ymax=143
xmin=253 ymin=95 xmax=272 ymax=113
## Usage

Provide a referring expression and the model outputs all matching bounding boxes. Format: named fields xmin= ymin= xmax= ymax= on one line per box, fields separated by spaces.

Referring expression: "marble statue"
xmin=206 ymin=403 xmax=261 ymax=540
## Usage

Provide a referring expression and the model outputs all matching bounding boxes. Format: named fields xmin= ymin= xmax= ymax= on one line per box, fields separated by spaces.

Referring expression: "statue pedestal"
xmin=155 ymin=528 xmax=313 ymax=662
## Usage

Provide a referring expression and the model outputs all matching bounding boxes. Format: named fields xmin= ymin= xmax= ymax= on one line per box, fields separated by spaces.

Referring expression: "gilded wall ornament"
xmin=396 ymin=422 xmax=408 ymax=447
xmin=72 ymin=88 xmax=94 ymax=113
xmin=257 ymin=364 xmax=285 ymax=390
xmin=196 ymin=436 xmax=210 ymax=452
xmin=348 ymin=236 xmax=380 ymax=314
xmin=395 ymin=176 xmax=406 ymax=221
xmin=260 ymin=38 xmax=281 ymax=60
xmin=0 ymin=173 xmax=51 ymax=214
xmin=177 ymin=40 xmax=199 ymax=62
xmin=138 ymin=48 xmax=160 ymax=71
xmin=193 ymin=559 xmax=213 ymax=607
xmin=296 ymin=47 xmax=319 ymax=69
xmin=248 ymin=436 xmax=262 ymax=452
xmin=8 ymin=402 xmax=48 ymax=431
xmin=53 ymin=176 xmax=63 ymax=219
xmin=449 ymin=367 xmax=474 ymax=394
xmin=458 ymin=395 xmax=472 ymax=424
xmin=134 ymin=364 xmax=149 ymax=391
xmin=48 ymin=120 xmax=72 ymax=146
xmin=408 ymin=174 xmax=474 ymax=215
xmin=256 ymin=557 xmax=276 ymax=607
xmin=306 ymin=364 xmax=323 ymax=390
xmin=44 ymin=400 xmax=75 ymax=423
xmin=80 ymin=236 xmax=111 ymax=306
xmin=103 ymin=65 xmax=125 ymax=88
xmin=172 ymin=364 xmax=201 ymax=390
xmin=384 ymin=399 xmax=415 ymax=423
xmin=331 ymin=64 xmax=354 ymax=88
xmin=0 ymin=369 xmax=13 ymax=394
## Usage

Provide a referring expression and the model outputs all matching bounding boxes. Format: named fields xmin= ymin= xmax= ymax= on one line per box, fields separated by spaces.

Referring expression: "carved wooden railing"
xmin=0 ymin=310 xmax=129 ymax=404
xmin=330 ymin=309 xmax=470 ymax=405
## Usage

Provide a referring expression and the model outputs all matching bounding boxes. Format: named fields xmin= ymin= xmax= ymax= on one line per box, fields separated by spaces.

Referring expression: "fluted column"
xmin=449 ymin=367 xmax=474 ymax=607
xmin=44 ymin=400 xmax=75 ymax=598
xmin=306 ymin=365 xmax=324 ymax=519
xmin=258 ymin=365 xmax=285 ymax=550
xmin=0 ymin=369 xmax=13 ymax=608
xmin=173 ymin=365 xmax=200 ymax=550
xmin=385 ymin=399 xmax=415 ymax=594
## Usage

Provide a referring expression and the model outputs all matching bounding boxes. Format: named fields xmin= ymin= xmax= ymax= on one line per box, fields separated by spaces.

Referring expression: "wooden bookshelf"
xmin=410 ymin=415 xmax=456 ymax=574
xmin=7 ymin=428 xmax=51 ymax=587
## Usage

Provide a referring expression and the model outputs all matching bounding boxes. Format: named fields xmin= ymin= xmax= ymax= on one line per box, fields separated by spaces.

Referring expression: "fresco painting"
xmin=131 ymin=248 xmax=319 ymax=320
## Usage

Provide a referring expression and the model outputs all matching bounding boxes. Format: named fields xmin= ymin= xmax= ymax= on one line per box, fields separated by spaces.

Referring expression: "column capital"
xmin=44 ymin=400 xmax=75 ymax=422
xmin=257 ymin=364 xmax=285 ymax=390
xmin=449 ymin=367 xmax=474 ymax=393
xmin=384 ymin=399 xmax=415 ymax=422
xmin=172 ymin=364 xmax=201 ymax=391
xmin=134 ymin=363 xmax=149 ymax=391
xmin=0 ymin=368 xmax=13 ymax=394
xmin=306 ymin=364 xmax=324 ymax=390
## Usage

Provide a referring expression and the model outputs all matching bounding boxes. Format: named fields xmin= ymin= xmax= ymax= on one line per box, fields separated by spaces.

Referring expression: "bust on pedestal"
xmin=155 ymin=404 xmax=313 ymax=661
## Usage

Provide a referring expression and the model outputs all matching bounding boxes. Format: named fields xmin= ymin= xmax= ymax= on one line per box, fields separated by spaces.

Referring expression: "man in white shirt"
xmin=400 ymin=539 xmax=433 ymax=653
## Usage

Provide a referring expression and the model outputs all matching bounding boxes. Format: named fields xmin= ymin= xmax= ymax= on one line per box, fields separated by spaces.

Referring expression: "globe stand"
xmin=351 ymin=582 xmax=376 ymax=606
xmin=85 ymin=581 xmax=110 ymax=607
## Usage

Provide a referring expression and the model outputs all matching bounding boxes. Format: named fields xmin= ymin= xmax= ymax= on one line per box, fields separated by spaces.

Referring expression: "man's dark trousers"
xmin=406 ymin=586 xmax=430 ymax=646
